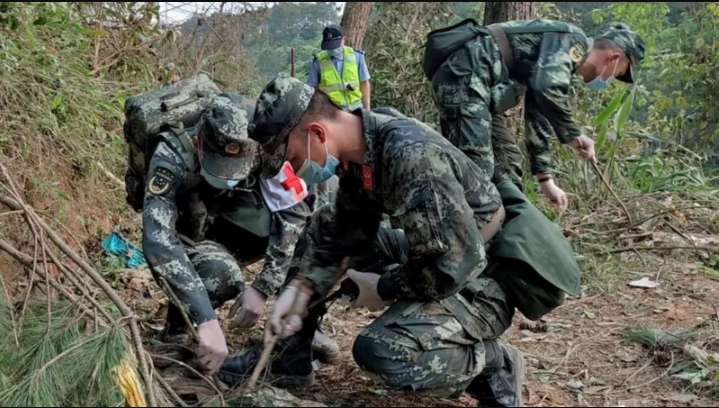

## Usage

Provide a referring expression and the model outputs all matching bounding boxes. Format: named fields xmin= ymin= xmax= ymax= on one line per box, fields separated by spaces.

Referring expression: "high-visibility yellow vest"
xmin=317 ymin=46 xmax=363 ymax=111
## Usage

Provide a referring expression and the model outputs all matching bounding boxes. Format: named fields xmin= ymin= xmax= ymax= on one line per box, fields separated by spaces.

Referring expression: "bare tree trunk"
xmin=340 ymin=2 xmax=372 ymax=49
xmin=483 ymin=2 xmax=536 ymax=132
xmin=483 ymin=2 xmax=535 ymax=25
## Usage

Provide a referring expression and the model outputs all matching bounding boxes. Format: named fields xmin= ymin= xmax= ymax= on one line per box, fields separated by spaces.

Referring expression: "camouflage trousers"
xmin=353 ymin=278 xmax=513 ymax=398
xmin=431 ymin=36 xmax=524 ymax=189
xmin=167 ymin=240 xmax=244 ymax=326
xmin=291 ymin=205 xmax=514 ymax=398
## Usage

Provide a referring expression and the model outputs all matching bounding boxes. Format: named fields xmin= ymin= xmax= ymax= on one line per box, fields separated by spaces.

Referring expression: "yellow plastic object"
xmin=117 ymin=353 xmax=147 ymax=407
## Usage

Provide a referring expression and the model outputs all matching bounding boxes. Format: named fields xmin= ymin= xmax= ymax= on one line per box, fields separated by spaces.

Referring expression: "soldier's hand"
xmin=569 ymin=134 xmax=597 ymax=163
xmin=229 ymin=287 xmax=268 ymax=329
xmin=539 ymin=179 xmax=569 ymax=212
xmin=196 ymin=319 xmax=228 ymax=375
xmin=347 ymin=270 xmax=391 ymax=312
xmin=267 ymin=282 xmax=311 ymax=340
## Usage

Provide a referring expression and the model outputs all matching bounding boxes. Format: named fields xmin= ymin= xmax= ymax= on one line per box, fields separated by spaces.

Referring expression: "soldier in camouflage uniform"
xmin=143 ymin=93 xmax=321 ymax=375
xmin=219 ymin=74 xmax=582 ymax=407
xmin=426 ymin=21 xmax=645 ymax=211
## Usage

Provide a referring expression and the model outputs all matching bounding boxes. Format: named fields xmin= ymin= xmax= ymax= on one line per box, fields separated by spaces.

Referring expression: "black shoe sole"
xmin=217 ymin=370 xmax=315 ymax=390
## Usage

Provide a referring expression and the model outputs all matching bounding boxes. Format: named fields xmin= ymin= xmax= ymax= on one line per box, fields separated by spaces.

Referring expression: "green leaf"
xmin=51 ymin=94 xmax=63 ymax=110
xmin=615 ymin=88 xmax=635 ymax=132
xmin=694 ymin=37 xmax=705 ymax=49
xmin=596 ymin=120 xmax=610 ymax=151
xmin=673 ymin=369 xmax=708 ymax=384
xmin=593 ymin=88 xmax=626 ymax=126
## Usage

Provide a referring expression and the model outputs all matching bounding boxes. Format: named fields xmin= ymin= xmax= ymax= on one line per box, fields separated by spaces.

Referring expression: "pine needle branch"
xmin=0 ymin=164 xmax=156 ymax=407
xmin=0 ymin=271 xmax=19 ymax=348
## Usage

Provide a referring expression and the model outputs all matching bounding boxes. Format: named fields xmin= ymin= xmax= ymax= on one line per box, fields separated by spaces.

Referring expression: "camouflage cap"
xmin=249 ymin=73 xmax=315 ymax=178
xmin=198 ymin=93 xmax=258 ymax=180
xmin=596 ymin=23 xmax=646 ymax=83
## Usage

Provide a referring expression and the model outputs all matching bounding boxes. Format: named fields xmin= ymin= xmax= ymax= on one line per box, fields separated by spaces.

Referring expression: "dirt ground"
xmin=192 ymin=254 xmax=718 ymax=408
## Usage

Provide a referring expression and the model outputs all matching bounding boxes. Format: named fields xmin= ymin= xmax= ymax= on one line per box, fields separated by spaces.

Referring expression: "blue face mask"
xmin=201 ymin=168 xmax=240 ymax=190
xmin=296 ymin=132 xmax=339 ymax=184
xmin=585 ymin=59 xmax=619 ymax=92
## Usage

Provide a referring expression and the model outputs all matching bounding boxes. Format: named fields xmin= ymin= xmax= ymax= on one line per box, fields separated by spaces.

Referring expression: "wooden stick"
xmin=152 ymin=354 xmax=226 ymax=408
xmin=610 ymin=245 xmax=717 ymax=254
xmin=158 ymin=276 xmax=224 ymax=398
xmin=591 ymin=161 xmax=633 ymax=224
xmin=155 ymin=373 xmax=189 ymax=408
xmin=0 ymin=269 xmax=20 ymax=348
xmin=241 ymin=291 xmax=301 ymax=394
xmin=97 ymin=161 xmax=126 ymax=189
xmin=158 ymin=277 xmax=200 ymax=342
xmin=0 ymin=237 xmax=104 ymax=325
xmin=243 ymin=257 xmax=352 ymax=393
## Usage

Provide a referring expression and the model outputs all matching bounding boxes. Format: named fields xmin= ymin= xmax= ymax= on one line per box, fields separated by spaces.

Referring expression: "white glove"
xmin=197 ymin=319 xmax=228 ymax=375
xmin=347 ymin=270 xmax=392 ymax=312
xmin=229 ymin=287 xmax=268 ymax=329
xmin=540 ymin=179 xmax=569 ymax=212
xmin=267 ymin=285 xmax=311 ymax=340
xmin=569 ymin=134 xmax=597 ymax=163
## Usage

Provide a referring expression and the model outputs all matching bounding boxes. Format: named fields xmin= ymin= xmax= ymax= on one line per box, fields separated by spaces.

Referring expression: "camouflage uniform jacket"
xmin=143 ymin=141 xmax=309 ymax=324
xmin=298 ymin=110 xmax=503 ymax=330
xmin=498 ymin=20 xmax=591 ymax=174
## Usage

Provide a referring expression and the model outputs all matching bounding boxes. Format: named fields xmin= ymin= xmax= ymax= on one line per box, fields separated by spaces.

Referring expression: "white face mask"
xmin=327 ymin=47 xmax=344 ymax=58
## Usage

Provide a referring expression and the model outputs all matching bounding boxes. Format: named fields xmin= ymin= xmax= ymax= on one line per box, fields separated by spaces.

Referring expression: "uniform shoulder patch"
xmin=569 ymin=43 xmax=586 ymax=63
xmin=148 ymin=167 xmax=177 ymax=196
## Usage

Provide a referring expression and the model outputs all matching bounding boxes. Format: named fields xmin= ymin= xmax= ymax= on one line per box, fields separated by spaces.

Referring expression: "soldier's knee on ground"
xmin=188 ymin=241 xmax=245 ymax=307
xmin=353 ymin=335 xmax=410 ymax=389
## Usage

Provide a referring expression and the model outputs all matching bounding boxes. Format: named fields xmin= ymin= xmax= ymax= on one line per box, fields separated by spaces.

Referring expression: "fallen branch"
xmin=609 ymin=246 xmax=717 ymax=254
xmin=0 ymin=164 xmax=155 ymax=407
xmin=152 ymin=354 xmax=225 ymax=408
xmin=0 ymin=237 xmax=103 ymax=325
xmin=156 ymin=373 xmax=189 ymax=408
xmin=244 ymin=257 xmax=351 ymax=393
xmin=591 ymin=161 xmax=633 ymax=224
xmin=97 ymin=161 xmax=126 ymax=189
xmin=158 ymin=277 xmax=199 ymax=341
xmin=0 ymin=269 xmax=20 ymax=347
xmin=158 ymin=277 xmax=225 ymax=401
xmin=17 ymin=235 xmax=39 ymax=336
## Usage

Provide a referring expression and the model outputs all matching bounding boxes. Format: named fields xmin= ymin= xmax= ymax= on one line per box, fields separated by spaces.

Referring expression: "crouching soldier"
xmin=142 ymin=93 xmax=337 ymax=375
xmin=219 ymin=75 xmax=581 ymax=407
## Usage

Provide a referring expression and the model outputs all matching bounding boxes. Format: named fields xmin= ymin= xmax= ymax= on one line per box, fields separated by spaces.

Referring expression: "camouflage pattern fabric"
xmin=354 ymin=278 xmax=513 ymax=398
xmin=249 ymin=73 xmax=316 ymax=179
xmin=430 ymin=20 xmax=591 ymax=176
xmin=490 ymin=114 xmax=523 ymax=187
xmin=185 ymin=240 xmax=245 ymax=305
xmin=143 ymin=100 xmax=310 ymax=323
xmin=595 ymin=23 xmax=646 ymax=83
xmin=198 ymin=94 xmax=258 ymax=180
xmin=294 ymin=109 xmax=501 ymax=302
xmin=286 ymin=205 xmax=513 ymax=398
xmin=251 ymin=203 xmax=309 ymax=297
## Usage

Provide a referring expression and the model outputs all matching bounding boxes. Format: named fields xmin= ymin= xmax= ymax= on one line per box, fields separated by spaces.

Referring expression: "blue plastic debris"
xmin=101 ymin=230 xmax=146 ymax=269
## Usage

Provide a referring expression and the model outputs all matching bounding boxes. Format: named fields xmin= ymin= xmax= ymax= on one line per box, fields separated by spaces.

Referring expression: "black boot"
xmin=218 ymin=314 xmax=318 ymax=389
xmin=467 ymin=341 xmax=525 ymax=407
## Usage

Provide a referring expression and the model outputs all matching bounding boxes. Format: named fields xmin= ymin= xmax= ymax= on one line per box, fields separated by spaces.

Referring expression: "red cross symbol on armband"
xmin=280 ymin=165 xmax=305 ymax=194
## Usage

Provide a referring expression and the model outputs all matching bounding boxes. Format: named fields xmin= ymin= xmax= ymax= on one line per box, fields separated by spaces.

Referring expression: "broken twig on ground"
xmin=591 ymin=161 xmax=633 ymax=224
